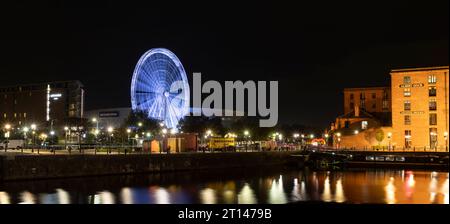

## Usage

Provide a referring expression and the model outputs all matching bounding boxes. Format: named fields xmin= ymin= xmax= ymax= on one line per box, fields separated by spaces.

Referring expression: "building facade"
xmin=343 ymin=87 xmax=391 ymax=114
xmin=390 ymin=66 xmax=449 ymax=150
xmin=331 ymin=66 xmax=449 ymax=151
xmin=0 ymin=81 xmax=85 ymax=129
xmin=84 ymin=107 xmax=131 ymax=130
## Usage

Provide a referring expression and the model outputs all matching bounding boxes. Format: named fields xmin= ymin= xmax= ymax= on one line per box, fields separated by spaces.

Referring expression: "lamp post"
xmin=50 ymin=131 xmax=55 ymax=154
xmin=444 ymin=132 xmax=448 ymax=152
xmin=4 ymin=124 xmax=11 ymax=152
xmin=64 ymin=126 xmax=69 ymax=152
xmin=23 ymin=127 xmax=29 ymax=153
xmin=387 ymin=132 xmax=392 ymax=151
xmin=293 ymin=133 xmax=299 ymax=150
xmin=244 ymin=130 xmax=249 ymax=152
xmin=126 ymin=128 xmax=131 ymax=154
xmin=336 ymin=132 xmax=341 ymax=149
xmin=162 ymin=128 xmax=168 ymax=154
xmin=107 ymin=126 xmax=113 ymax=154
xmin=324 ymin=134 xmax=329 ymax=147
xmin=31 ymin=124 xmax=36 ymax=153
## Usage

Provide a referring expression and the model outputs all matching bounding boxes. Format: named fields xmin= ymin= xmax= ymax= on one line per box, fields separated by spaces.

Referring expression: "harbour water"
xmin=0 ymin=168 xmax=448 ymax=204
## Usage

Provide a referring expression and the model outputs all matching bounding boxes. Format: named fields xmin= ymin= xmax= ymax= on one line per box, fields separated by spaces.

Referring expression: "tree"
xmin=375 ymin=129 xmax=385 ymax=145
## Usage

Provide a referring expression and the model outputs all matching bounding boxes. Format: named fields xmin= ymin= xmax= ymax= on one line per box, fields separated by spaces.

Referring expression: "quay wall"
xmin=0 ymin=152 xmax=298 ymax=181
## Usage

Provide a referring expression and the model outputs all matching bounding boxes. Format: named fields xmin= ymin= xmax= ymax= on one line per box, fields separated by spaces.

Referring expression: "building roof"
xmin=337 ymin=108 xmax=374 ymax=119
xmin=344 ymin=86 xmax=390 ymax=92
xmin=0 ymin=80 xmax=84 ymax=89
xmin=390 ymin=66 xmax=449 ymax=73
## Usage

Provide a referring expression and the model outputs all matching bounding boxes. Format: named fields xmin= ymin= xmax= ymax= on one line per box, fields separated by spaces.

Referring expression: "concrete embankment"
xmin=0 ymin=152 xmax=299 ymax=181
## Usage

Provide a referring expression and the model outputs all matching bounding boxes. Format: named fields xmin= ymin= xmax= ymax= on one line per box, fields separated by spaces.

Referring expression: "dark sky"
xmin=0 ymin=1 xmax=448 ymax=128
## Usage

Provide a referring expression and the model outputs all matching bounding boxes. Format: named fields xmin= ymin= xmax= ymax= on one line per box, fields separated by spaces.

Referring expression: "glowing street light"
xmin=244 ymin=130 xmax=249 ymax=136
xmin=127 ymin=129 xmax=131 ymax=134
xmin=170 ymin=128 xmax=176 ymax=135
xmin=50 ymin=131 xmax=55 ymax=136
xmin=162 ymin=128 xmax=168 ymax=134
xmin=354 ymin=130 xmax=359 ymax=135
xmin=31 ymin=124 xmax=36 ymax=130
xmin=310 ymin=134 xmax=314 ymax=139
xmin=138 ymin=122 xmax=143 ymax=127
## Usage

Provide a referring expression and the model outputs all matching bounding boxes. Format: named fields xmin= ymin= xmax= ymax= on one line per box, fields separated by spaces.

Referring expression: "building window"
xmin=3 ymin=113 xmax=6 ymax=119
xmin=382 ymin=100 xmax=389 ymax=110
xmin=14 ymin=113 xmax=17 ymax=118
xmin=403 ymin=88 xmax=411 ymax=97
xmin=429 ymin=99 xmax=437 ymax=111
xmin=405 ymin=130 xmax=412 ymax=148
xmin=404 ymin=115 xmax=411 ymax=125
xmin=403 ymin=76 xmax=411 ymax=84
xmin=428 ymin=75 xmax=437 ymax=84
xmin=360 ymin=93 xmax=365 ymax=100
xmin=429 ymin=128 xmax=438 ymax=148
xmin=372 ymin=93 xmax=376 ymax=99
xmin=372 ymin=103 xmax=376 ymax=109
xmin=429 ymin=113 xmax=437 ymax=125
xmin=429 ymin=87 xmax=436 ymax=97
xmin=349 ymin=93 xmax=354 ymax=100
xmin=404 ymin=100 xmax=411 ymax=111
xmin=23 ymin=113 xmax=27 ymax=118
xmin=349 ymin=102 xmax=354 ymax=109
xmin=361 ymin=121 xmax=368 ymax=130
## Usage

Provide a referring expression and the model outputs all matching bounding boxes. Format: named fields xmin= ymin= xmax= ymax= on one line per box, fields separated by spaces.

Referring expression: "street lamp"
xmin=23 ymin=127 xmax=29 ymax=152
xmin=387 ymin=132 xmax=392 ymax=151
xmin=138 ymin=122 xmax=143 ymax=127
xmin=244 ymin=130 xmax=250 ymax=151
xmin=31 ymin=124 xmax=36 ymax=153
xmin=107 ymin=127 xmax=114 ymax=154
xmin=4 ymin=124 xmax=11 ymax=152
xmin=64 ymin=126 xmax=69 ymax=151
xmin=354 ymin=130 xmax=359 ymax=135
xmin=336 ymin=132 xmax=341 ymax=149
xmin=444 ymin=131 xmax=448 ymax=152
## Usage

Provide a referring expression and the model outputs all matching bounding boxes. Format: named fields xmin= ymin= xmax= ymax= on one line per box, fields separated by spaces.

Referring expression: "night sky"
xmin=0 ymin=1 xmax=448 ymax=128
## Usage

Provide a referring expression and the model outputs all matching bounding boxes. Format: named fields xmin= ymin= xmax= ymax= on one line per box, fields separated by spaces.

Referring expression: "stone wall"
xmin=0 ymin=152 xmax=296 ymax=181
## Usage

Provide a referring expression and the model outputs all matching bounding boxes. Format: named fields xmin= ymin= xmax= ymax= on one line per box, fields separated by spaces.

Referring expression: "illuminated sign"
xmin=99 ymin=111 xmax=120 ymax=117
xmin=400 ymin=111 xmax=425 ymax=115
xmin=50 ymin=93 xmax=62 ymax=98
xmin=399 ymin=83 xmax=424 ymax=88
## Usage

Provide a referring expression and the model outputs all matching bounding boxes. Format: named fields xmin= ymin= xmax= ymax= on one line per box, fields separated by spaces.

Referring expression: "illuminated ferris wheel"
xmin=130 ymin=48 xmax=190 ymax=129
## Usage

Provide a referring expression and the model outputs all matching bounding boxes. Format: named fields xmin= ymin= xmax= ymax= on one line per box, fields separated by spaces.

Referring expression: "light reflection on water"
xmin=1 ymin=169 xmax=448 ymax=204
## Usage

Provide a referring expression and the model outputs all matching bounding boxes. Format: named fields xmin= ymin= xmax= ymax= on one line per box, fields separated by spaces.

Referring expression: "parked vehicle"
xmin=0 ymin=139 xmax=25 ymax=149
